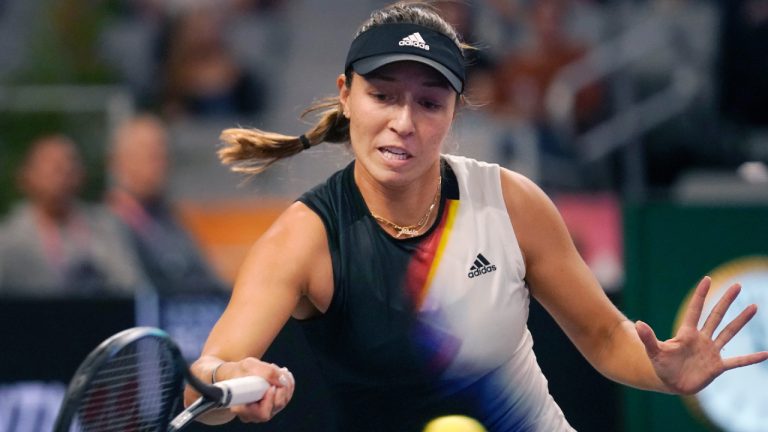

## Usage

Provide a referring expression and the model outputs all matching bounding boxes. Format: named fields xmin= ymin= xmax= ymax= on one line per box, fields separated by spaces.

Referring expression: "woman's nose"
xmin=389 ymin=103 xmax=416 ymax=137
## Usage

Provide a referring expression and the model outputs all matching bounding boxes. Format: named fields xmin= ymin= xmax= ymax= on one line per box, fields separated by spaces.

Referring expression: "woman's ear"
xmin=337 ymin=74 xmax=351 ymax=118
xmin=337 ymin=74 xmax=349 ymax=108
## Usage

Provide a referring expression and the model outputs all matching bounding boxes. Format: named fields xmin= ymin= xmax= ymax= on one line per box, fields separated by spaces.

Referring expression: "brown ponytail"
xmin=218 ymin=93 xmax=350 ymax=175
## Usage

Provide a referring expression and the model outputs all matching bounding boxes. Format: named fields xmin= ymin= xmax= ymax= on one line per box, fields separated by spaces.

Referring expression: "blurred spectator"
xmin=490 ymin=0 xmax=605 ymax=187
xmin=107 ymin=114 xmax=225 ymax=294
xmin=433 ymin=1 xmax=474 ymax=44
xmin=0 ymin=135 xmax=144 ymax=297
xmin=493 ymin=0 xmax=603 ymax=131
xmin=158 ymin=6 xmax=266 ymax=120
xmin=97 ymin=0 xmax=168 ymax=107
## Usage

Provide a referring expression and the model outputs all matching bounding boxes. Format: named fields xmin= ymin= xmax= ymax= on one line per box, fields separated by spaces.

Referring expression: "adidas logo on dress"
xmin=399 ymin=32 xmax=430 ymax=51
xmin=468 ymin=253 xmax=497 ymax=278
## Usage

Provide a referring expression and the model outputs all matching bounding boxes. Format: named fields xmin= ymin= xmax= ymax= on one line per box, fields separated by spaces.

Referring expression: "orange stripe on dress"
xmin=405 ymin=200 xmax=459 ymax=310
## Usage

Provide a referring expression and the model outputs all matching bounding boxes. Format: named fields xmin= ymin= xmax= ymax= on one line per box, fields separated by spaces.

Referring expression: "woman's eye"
xmin=421 ymin=100 xmax=442 ymax=110
xmin=371 ymin=93 xmax=389 ymax=101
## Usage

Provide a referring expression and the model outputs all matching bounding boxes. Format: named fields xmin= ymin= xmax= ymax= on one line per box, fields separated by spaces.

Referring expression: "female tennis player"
xmin=184 ymin=3 xmax=768 ymax=430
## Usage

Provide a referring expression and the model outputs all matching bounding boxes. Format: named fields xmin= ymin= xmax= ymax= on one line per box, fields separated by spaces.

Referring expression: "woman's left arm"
xmin=500 ymin=168 xmax=768 ymax=394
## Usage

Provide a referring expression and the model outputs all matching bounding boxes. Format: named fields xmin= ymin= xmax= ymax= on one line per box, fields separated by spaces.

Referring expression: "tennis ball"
xmin=423 ymin=415 xmax=487 ymax=432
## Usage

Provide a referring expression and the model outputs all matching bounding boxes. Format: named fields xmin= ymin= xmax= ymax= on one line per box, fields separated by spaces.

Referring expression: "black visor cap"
xmin=344 ymin=23 xmax=465 ymax=94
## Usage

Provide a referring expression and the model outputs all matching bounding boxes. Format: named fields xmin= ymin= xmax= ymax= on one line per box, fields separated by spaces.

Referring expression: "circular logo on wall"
xmin=675 ymin=256 xmax=768 ymax=432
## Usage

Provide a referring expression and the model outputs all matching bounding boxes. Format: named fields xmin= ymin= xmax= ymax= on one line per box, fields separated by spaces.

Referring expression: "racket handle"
xmin=214 ymin=376 xmax=270 ymax=407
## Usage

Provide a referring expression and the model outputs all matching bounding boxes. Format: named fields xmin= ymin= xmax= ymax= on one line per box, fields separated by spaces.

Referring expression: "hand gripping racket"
xmin=53 ymin=326 xmax=270 ymax=432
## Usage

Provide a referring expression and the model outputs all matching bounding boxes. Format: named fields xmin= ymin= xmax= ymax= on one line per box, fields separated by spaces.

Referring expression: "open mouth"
xmin=379 ymin=147 xmax=411 ymax=161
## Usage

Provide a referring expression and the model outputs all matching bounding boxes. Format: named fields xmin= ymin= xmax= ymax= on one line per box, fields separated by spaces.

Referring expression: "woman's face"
xmin=339 ymin=61 xmax=457 ymax=188
xmin=20 ymin=138 xmax=84 ymax=213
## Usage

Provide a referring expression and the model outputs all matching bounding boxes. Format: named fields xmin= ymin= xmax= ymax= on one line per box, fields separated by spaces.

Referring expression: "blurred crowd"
xmin=0 ymin=114 xmax=225 ymax=297
xmin=99 ymin=0 xmax=765 ymax=189
xmin=0 ymin=0 xmax=766 ymax=298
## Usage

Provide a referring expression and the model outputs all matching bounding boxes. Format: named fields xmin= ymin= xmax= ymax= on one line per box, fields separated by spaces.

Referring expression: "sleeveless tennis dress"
xmin=298 ymin=155 xmax=574 ymax=432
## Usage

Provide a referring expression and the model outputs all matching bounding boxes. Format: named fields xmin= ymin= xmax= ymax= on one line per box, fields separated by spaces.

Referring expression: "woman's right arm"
xmin=183 ymin=201 xmax=333 ymax=424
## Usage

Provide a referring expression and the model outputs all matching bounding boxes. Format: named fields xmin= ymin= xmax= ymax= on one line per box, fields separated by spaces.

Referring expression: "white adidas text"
xmin=399 ymin=32 xmax=430 ymax=51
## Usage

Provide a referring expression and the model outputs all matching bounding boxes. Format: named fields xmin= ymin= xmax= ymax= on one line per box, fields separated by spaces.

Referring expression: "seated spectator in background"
xmin=433 ymin=0 xmax=475 ymax=48
xmin=107 ymin=114 xmax=225 ymax=294
xmin=490 ymin=0 xmax=605 ymax=187
xmin=0 ymin=135 xmax=145 ymax=297
xmin=492 ymin=0 xmax=603 ymax=132
xmin=159 ymin=6 xmax=266 ymax=120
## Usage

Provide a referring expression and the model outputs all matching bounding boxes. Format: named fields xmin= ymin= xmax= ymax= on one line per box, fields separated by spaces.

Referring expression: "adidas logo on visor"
xmin=399 ymin=32 xmax=430 ymax=51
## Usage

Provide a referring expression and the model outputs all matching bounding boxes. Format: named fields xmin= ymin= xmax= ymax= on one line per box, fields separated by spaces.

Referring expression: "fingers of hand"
xmin=683 ymin=276 xmax=712 ymax=328
xmin=240 ymin=383 xmax=292 ymax=421
xmin=635 ymin=320 xmax=661 ymax=358
xmin=272 ymin=382 xmax=292 ymax=415
xmin=268 ymin=367 xmax=294 ymax=415
xmin=240 ymin=359 xmax=288 ymax=388
xmin=234 ymin=385 xmax=278 ymax=423
xmin=701 ymin=283 xmax=741 ymax=337
xmin=218 ymin=358 xmax=294 ymax=423
xmin=280 ymin=367 xmax=295 ymax=399
xmin=722 ymin=350 xmax=768 ymax=371
xmin=714 ymin=303 xmax=757 ymax=349
xmin=266 ymin=362 xmax=292 ymax=390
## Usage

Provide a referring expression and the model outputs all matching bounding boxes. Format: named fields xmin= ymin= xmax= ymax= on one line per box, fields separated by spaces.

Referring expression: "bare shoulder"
xmin=258 ymin=201 xmax=327 ymax=249
xmin=234 ymin=201 xmax=333 ymax=317
xmin=202 ymin=202 xmax=332 ymax=359
xmin=498 ymin=168 xmax=561 ymax=227
xmin=498 ymin=168 xmax=572 ymax=269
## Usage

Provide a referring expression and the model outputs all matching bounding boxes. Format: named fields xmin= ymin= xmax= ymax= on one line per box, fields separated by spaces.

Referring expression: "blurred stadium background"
xmin=0 ymin=0 xmax=766 ymax=431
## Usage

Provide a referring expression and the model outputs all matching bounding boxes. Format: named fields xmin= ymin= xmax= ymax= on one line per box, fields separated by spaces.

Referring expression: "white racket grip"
xmin=214 ymin=376 xmax=270 ymax=407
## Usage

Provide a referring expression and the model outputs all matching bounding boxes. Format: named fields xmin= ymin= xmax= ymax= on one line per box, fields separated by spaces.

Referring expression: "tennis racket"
xmin=53 ymin=326 xmax=270 ymax=432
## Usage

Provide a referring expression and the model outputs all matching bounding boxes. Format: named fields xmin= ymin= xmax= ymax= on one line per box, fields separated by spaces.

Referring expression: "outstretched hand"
xmin=634 ymin=276 xmax=768 ymax=395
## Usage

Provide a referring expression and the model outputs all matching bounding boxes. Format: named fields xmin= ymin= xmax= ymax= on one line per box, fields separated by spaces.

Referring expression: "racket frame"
xmin=52 ymin=326 xmax=223 ymax=432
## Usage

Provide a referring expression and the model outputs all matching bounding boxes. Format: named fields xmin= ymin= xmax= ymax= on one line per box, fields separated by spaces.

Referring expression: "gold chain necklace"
xmin=370 ymin=176 xmax=442 ymax=239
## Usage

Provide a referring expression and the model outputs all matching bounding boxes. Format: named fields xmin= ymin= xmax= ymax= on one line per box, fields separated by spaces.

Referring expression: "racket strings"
xmin=71 ymin=337 xmax=181 ymax=432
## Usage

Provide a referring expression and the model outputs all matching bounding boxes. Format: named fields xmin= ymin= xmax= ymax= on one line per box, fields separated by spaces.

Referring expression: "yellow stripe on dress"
xmin=417 ymin=199 xmax=460 ymax=309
